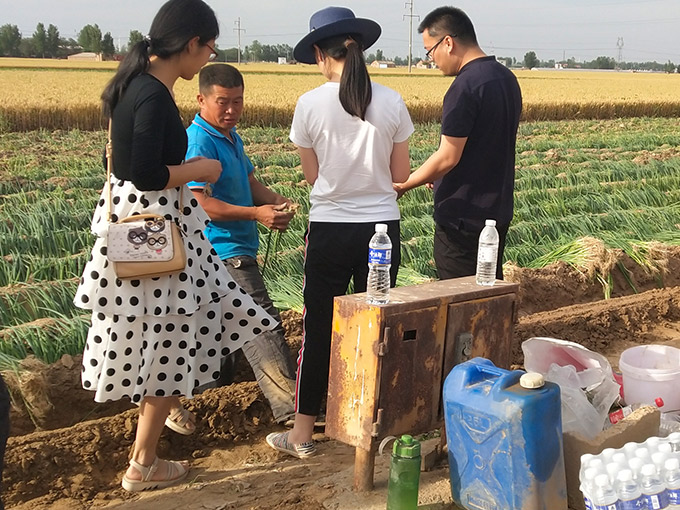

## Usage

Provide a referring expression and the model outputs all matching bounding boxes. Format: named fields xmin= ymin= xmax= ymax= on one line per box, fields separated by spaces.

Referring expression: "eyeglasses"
xmin=206 ymin=43 xmax=218 ymax=62
xmin=425 ymin=34 xmax=455 ymax=61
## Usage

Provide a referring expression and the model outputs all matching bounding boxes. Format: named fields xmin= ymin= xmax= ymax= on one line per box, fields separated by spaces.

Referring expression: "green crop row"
xmin=1 ymin=119 xmax=680 ymax=366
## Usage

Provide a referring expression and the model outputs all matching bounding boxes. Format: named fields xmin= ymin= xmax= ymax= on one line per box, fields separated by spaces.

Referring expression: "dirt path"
xmin=4 ymin=255 xmax=680 ymax=509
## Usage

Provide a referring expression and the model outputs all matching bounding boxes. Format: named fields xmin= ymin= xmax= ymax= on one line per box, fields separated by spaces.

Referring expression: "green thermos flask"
xmin=386 ymin=434 xmax=421 ymax=510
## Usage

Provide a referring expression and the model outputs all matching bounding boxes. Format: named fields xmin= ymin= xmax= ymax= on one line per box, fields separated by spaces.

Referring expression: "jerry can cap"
xmin=520 ymin=372 xmax=545 ymax=389
xmin=394 ymin=434 xmax=421 ymax=458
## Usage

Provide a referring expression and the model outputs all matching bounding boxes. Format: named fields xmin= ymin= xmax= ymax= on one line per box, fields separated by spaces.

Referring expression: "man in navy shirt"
xmin=187 ymin=64 xmax=297 ymax=423
xmin=395 ymin=6 xmax=522 ymax=280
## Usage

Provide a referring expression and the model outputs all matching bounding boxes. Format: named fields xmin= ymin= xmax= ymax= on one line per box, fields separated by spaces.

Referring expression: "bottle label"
xmin=369 ymin=248 xmax=391 ymax=265
xmin=593 ymin=504 xmax=618 ymax=510
xmin=478 ymin=246 xmax=497 ymax=263
xmin=619 ymin=497 xmax=644 ymax=510
xmin=668 ymin=488 xmax=680 ymax=505
xmin=584 ymin=496 xmax=593 ymax=510
xmin=609 ymin=407 xmax=632 ymax=424
xmin=645 ymin=492 xmax=670 ymax=510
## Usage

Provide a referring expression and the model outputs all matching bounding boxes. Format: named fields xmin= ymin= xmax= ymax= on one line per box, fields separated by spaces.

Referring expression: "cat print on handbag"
xmin=127 ymin=227 xmax=148 ymax=249
xmin=107 ymin=216 xmax=174 ymax=262
xmin=144 ymin=218 xmax=168 ymax=254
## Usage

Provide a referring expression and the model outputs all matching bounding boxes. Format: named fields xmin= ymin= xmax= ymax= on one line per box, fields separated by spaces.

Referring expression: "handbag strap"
xmin=105 ymin=118 xmax=183 ymax=225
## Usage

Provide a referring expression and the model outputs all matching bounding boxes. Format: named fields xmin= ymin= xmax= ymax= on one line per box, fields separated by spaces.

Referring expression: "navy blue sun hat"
xmin=293 ymin=6 xmax=382 ymax=64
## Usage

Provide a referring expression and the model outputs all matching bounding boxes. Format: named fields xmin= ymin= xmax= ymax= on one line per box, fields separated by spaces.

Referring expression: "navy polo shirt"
xmin=186 ymin=114 xmax=259 ymax=260
xmin=434 ymin=56 xmax=522 ymax=232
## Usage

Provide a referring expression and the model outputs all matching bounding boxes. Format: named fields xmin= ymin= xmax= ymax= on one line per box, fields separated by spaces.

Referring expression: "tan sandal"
xmin=165 ymin=406 xmax=196 ymax=435
xmin=121 ymin=457 xmax=189 ymax=492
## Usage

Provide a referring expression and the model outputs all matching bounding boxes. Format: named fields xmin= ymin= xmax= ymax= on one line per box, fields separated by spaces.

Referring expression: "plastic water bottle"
xmin=366 ymin=223 xmax=392 ymax=305
xmin=610 ymin=398 xmax=664 ymax=424
xmin=616 ymin=469 xmax=644 ymax=510
xmin=641 ymin=463 xmax=670 ymax=509
xmin=475 ymin=219 xmax=499 ymax=286
xmin=581 ymin=467 xmax=600 ymax=510
xmin=664 ymin=458 xmax=680 ymax=509
xmin=592 ymin=473 xmax=620 ymax=510
xmin=606 ymin=461 xmax=623 ymax=483
xmin=636 ymin=448 xmax=652 ymax=466
xmin=386 ymin=435 xmax=421 ymax=510
xmin=668 ymin=432 xmax=680 ymax=453
xmin=654 ymin=452 xmax=669 ymax=472
xmin=629 ymin=458 xmax=645 ymax=481
xmin=625 ymin=442 xmax=642 ymax=460
xmin=613 ymin=453 xmax=629 ymax=466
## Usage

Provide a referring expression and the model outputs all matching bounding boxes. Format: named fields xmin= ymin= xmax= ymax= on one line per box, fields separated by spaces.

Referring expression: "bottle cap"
xmin=594 ymin=473 xmax=609 ymax=487
xmin=393 ymin=434 xmax=421 ymax=459
xmin=616 ymin=469 xmax=633 ymax=482
xmin=485 ymin=219 xmax=496 ymax=227
xmin=519 ymin=372 xmax=545 ymax=389
xmin=640 ymin=464 xmax=656 ymax=477
xmin=375 ymin=223 xmax=388 ymax=233
xmin=655 ymin=397 xmax=664 ymax=407
xmin=666 ymin=458 xmax=680 ymax=471
xmin=584 ymin=467 xmax=599 ymax=480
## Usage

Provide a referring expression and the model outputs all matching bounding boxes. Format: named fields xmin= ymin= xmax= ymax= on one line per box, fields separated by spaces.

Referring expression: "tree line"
xmin=519 ymin=50 xmax=679 ymax=73
xmin=0 ymin=22 xmax=118 ymax=58
xmin=2 ymin=22 xmax=677 ymax=72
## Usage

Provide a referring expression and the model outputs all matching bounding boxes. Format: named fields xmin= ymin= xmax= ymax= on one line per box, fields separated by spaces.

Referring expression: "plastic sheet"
xmin=522 ymin=337 xmax=621 ymax=440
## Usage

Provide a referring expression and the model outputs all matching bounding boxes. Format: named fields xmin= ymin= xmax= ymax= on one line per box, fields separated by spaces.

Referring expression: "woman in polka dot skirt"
xmin=74 ymin=0 xmax=275 ymax=492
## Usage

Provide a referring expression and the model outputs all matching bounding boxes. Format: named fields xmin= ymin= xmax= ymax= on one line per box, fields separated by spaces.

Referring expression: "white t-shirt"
xmin=290 ymin=81 xmax=414 ymax=222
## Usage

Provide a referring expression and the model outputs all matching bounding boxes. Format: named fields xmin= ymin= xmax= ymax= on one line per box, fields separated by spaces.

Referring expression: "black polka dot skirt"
xmin=75 ymin=182 xmax=276 ymax=403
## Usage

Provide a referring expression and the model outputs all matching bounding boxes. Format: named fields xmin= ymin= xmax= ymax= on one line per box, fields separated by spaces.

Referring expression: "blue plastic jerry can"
xmin=443 ymin=358 xmax=567 ymax=510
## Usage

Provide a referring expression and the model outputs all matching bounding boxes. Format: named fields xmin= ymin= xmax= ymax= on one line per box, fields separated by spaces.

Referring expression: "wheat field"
xmin=2 ymin=58 xmax=680 ymax=130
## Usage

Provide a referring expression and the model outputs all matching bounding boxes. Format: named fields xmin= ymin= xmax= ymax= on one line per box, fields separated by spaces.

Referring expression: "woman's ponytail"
xmin=318 ymin=35 xmax=372 ymax=120
xmin=101 ymin=40 xmax=151 ymax=117
xmin=339 ymin=38 xmax=371 ymax=120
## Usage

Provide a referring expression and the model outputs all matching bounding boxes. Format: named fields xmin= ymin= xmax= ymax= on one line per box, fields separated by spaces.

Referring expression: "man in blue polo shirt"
xmin=186 ymin=64 xmax=296 ymax=423
xmin=395 ymin=6 xmax=522 ymax=280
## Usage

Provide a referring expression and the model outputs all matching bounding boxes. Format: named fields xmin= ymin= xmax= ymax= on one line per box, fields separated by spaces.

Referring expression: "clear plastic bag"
xmin=522 ymin=337 xmax=621 ymax=440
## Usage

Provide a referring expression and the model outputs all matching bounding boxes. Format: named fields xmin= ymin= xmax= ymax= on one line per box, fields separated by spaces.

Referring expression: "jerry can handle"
xmin=457 ymin=358 xmax=524 ymax=396
xmin=459 ymin=358 xmax=505 ymax=385
xmin=491 ymin=371 xmax=524 ymax=397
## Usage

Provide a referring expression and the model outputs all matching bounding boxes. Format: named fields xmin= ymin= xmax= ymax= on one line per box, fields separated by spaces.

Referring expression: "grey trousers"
xmin=221 ymin=256 xmax=296 ymax=422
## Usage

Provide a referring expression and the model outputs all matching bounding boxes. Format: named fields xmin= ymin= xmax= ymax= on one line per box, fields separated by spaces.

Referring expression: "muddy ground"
xmin=3 ymin=247 xmax=680 ymax=509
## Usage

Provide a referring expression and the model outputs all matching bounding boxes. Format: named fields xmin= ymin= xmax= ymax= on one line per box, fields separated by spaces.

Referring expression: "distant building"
xmin=278 ymin=57 xmax=287 ymax=65
xmin=416 ymin=60 xmax=434 ymax=69
xmin=67 ymin=52 xmax=102 ymax=62
xmin=370 ymin=60 xmax=396 ymax=69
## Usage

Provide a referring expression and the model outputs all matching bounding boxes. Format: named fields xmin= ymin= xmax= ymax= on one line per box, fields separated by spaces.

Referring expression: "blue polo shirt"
xmin=186 ymin=113 xmax=259 ymax=260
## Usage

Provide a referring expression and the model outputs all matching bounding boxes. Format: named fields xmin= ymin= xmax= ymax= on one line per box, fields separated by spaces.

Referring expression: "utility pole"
xmin=403 ymin=0 xmax=419 ymax=73
xmin=234 ymin=17 xmax=245 ymax=65
xmin=616 ymin=37 xmax=624 ymax=65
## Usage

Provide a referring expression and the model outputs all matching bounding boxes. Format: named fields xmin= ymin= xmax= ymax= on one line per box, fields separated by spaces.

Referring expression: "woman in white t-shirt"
xmin=266 ymin=6 xmax=414 ymax=459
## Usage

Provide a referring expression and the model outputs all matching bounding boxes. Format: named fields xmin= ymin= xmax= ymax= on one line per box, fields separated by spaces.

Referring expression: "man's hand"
xmin=393 ymin=182 xmax=408 ymax=200
xmin=255 ymin=202 xmax=296 ymax=231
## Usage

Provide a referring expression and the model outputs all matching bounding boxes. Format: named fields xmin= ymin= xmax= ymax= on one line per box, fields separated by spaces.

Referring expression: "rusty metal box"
xmin=326 ymin=276 xmax=518 ymax=452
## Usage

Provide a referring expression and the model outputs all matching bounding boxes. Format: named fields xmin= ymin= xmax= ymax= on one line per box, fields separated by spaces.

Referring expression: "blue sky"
xmin=5 ymin=0 xmax=680 ymax=63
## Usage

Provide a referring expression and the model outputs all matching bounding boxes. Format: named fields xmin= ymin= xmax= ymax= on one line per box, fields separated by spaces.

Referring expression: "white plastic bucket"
xmin=619 ymin=345 xmax=680 ymax=411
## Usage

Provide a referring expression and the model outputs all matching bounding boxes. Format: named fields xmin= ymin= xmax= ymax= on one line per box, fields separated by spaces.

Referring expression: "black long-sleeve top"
xmin=108 ymin=73 xmax=186 ymax=191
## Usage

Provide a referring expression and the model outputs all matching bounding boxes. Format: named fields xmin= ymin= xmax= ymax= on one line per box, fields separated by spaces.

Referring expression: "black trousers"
xmin=433 ymin=222 xmax=508 ymax=280
xmin=296 ymin=221 xmax=400 ymax=416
